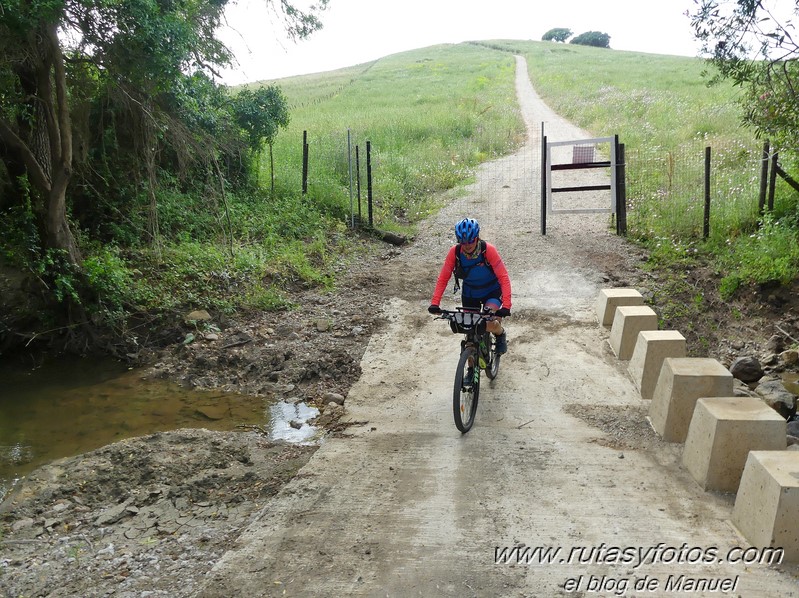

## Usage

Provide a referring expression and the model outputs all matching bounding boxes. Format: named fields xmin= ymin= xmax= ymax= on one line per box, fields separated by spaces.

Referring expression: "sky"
xmin=217 ymin=0 xmax=705 ymax=85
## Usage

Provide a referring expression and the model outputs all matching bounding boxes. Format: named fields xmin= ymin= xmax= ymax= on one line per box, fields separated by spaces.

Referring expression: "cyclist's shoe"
xmin=463 ymin=367 xmax=475 ymax=387
xmin=495 ymin=332 xmax=507 ymax=355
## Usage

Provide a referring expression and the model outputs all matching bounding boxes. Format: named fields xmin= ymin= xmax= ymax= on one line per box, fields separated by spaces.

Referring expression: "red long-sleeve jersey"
xmin=430 ymin=241 xmax=512 ymax=309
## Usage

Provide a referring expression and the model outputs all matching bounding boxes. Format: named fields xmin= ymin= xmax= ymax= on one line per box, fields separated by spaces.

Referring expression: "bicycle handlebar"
xmin=433 ymin=306 xmax=505 ymax=319
xmin=433 ymin=308 xmax=498 ymax=324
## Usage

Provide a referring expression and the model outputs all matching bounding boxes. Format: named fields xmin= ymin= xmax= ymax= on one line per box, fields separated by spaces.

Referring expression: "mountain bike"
xmin=434 ymin=307 xmax=501 ymax=433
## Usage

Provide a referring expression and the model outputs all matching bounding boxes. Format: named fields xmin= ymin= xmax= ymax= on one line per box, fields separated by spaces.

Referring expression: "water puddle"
xmin=0 ymin=356 xmax=318 ymax=501
xmin=784 ymin=372 xmax=799 ymax=396
xmin=268 ymin=401 xmax=321 ymax=443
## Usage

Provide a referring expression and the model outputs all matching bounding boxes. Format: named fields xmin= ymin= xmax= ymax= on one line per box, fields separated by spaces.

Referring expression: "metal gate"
xmin=539 ymin=131 xmax=626 ymax=235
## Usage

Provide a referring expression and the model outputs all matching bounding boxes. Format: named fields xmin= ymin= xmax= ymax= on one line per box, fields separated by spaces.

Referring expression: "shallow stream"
xmin=0 ymin=356 xmax=319 ymax=500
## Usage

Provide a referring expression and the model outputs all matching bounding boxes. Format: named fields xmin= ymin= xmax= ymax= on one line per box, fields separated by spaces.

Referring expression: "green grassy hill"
xmin=257 ymin=40 xmax=797 ymax=298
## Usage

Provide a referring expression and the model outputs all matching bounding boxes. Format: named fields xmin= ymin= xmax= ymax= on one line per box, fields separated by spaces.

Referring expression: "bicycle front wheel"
xmin=453 ymin=348 xmax=480 ymax=433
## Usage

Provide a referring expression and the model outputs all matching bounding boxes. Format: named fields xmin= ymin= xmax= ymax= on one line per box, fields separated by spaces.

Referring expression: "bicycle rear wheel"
xmin=453 ymin=348 xmax=479 ymax=433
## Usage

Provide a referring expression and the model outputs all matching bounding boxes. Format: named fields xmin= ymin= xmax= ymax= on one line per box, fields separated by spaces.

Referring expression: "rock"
xmin=780 ymin=350 xmax=799 ymax=366
xmin=195 ymin=405 xmax=228 ymax=421
xmin=96 ymin=499 xmax=135 ymax=526
xmin=732 ymin=379 xmax=758 ymax=397
xmin=787 ymin=421 xmax=799 ymax=438
xmin=322 ymin=392 xmax=345 ymax=405
xmin=755 ymin=378 xmax=798 ymax=418
xmin=186 ymin=310 xmax=212 ymax=322
xmin=315 ymin=318 xmax=331 ymax=332
xmin=730 ymin=356 xmax=764 ymax=384
xmin=324 ymin=403 xmax=344 ymax=416
xmin=11 ymin=518 xmax=35 ymax=532
xmin=766 ymin=335 xmax=783 ymax=354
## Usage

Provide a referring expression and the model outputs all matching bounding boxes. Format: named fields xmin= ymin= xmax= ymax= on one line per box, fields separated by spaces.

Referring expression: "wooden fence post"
xmin=768 ymin=151 xmax=778 ymax=212
xmin=758 ymin=140 xmax=769 ymax=215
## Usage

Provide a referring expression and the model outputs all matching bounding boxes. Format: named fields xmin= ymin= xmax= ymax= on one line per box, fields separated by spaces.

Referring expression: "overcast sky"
xmin=217 ymin=0 xmax=704 ymax=85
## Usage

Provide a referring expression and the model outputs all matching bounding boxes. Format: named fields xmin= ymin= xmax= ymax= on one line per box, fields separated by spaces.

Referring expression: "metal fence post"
xmin=302 ymin=130 xmax=309 ymax=195
xmin=703 ymin=146 xmax=711 ymax=239
xmin=356 ymin=145 xmax=362 ymax=224
xmin=366 ymin=140 xmax=373 ymax=228
xmin=347 ymin=129 xmax=354 ymax=227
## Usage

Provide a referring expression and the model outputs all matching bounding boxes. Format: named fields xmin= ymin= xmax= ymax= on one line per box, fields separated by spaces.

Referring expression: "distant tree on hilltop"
xmin=570 ymin=31 xmax=611 ymax=48
xmin=542 ymin=28 xmax=573 ymax=43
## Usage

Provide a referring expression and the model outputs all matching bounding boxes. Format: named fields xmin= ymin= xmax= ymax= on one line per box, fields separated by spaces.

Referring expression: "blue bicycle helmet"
xmin=454 ymin=218 xmax=480 ymax=243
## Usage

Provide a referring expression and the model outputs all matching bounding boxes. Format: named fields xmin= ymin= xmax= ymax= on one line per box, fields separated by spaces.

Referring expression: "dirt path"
xmin=195 ymin=57 xmax=799 ymax=597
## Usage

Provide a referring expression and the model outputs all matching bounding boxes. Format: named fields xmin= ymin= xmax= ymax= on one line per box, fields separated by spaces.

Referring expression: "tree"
xmin=690 ymin=0 xmax=798 ymax=153
xmin=570 ymin=31 xmax=611 ymax=48
xmin=0 ymin=0 xmax=328 ymax=272
xmin=542 ymin=28 xmax=573 ymax=43
xmin=231 ymin=86 xmax=291 ymax=189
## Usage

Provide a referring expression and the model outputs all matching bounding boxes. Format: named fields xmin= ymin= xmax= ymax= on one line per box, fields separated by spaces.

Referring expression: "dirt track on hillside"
xmin=194 ymin=57 xmax=799 ymax=597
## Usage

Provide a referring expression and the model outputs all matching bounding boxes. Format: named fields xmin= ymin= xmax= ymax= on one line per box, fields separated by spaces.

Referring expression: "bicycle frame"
xmin=435 ymin=307 xmax=500 ymax=432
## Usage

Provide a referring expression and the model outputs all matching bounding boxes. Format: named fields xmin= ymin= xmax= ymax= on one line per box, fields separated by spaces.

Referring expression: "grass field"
xmin=267 ymin=44 xmax=525 ymax=233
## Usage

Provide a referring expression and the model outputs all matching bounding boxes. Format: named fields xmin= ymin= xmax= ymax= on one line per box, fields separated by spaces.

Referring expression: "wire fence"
xmin=283 ymin=126 xmax=793 ymax=247
xmin=624 ymin=139 xmax=773 ymax=244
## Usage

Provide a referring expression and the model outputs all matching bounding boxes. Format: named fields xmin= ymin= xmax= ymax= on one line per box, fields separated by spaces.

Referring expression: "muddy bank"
xmin=0 ymin=429 xmax=316 ymax=597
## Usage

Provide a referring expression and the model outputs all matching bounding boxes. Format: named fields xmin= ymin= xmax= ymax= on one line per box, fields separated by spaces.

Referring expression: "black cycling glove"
xmin=428 ymin=304 xmax=441 ymax=314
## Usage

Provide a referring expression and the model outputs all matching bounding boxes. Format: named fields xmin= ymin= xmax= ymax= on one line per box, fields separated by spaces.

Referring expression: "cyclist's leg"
xmin=482 ymin=294 xmax=507 ymax=354
xmin=482 ymin=296 xmax=505 ymax=335
xmin=461 ymin=295 xmax=482 ymax=371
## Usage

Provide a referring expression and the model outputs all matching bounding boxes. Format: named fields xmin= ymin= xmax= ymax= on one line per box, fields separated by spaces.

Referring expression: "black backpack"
xmin=453 ymin=240 xmax=493 ymax=292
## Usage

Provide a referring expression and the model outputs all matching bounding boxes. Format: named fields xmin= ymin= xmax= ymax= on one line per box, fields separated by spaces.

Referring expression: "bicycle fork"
xmin=460 ymin=340 xmax=485 ymax=388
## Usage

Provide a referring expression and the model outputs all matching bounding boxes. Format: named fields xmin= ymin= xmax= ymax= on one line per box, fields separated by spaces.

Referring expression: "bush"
xmin=570 ymin=31 xmax=611 ymax=48
xmin=716 ymin=216 xmax=799 ymax=296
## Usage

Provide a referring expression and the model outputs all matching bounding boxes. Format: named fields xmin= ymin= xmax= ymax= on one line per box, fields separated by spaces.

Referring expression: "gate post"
xmin=541 ymin=123 xmax=547 ymax=235
xmin=614 ymin=137 xmax=627 ymax=236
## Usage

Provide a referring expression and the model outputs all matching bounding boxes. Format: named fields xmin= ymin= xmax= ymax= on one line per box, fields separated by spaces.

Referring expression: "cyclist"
xmin=428 ymin=217 xmax=512 ymax=354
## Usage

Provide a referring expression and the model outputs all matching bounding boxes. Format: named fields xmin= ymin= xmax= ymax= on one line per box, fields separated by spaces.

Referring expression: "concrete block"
xmin=608 ymin=306 xmax=658 ymax=361
xmin=682 ymin=397 xmax=786 ymax=492
xmin=628 ymin=330 xmax=687 ymax=401
xmin=596 ymin=288 xmax=644 ymax=327
xmin=733 ymin=451 xmax=799 ymax=563
xmin=648 ymin=358 xmax=734 ymax=443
